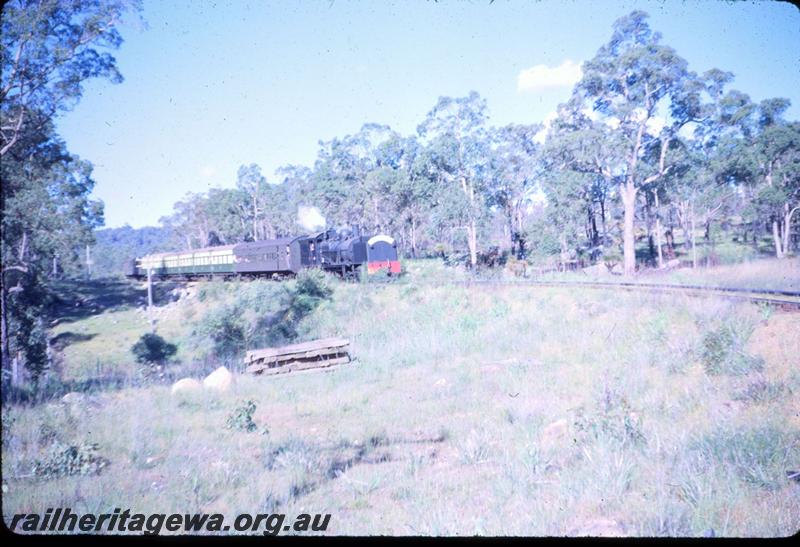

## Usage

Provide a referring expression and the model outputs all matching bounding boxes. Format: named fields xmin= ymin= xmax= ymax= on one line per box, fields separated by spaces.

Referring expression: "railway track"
xmin=399 ymin=278 xmax=800 ymax=309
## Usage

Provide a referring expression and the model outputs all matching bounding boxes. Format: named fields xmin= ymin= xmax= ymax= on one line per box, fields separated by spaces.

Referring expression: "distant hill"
xmin=91 ymin=225 xmax=180 ymax=277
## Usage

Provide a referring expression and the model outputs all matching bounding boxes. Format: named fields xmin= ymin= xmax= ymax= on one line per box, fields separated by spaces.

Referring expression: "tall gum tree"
xmin=755 ymin=115 xmax=800 ymax=258
xmin=417 ymin=91 xmax=490 ymax=267
xmin=487 ymin=123 xmax=543 ymax=253
xmin=542 ymin=106 xmax=624 ymax=263
xmin=2 ymin=0 xmax=140 ymax=387
xmin=570 ymin=11 xmax=700 ymax=275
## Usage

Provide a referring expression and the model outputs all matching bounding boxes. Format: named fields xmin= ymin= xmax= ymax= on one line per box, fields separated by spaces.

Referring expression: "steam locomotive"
xmin=125 ymin=229 xmax=400 ymax=280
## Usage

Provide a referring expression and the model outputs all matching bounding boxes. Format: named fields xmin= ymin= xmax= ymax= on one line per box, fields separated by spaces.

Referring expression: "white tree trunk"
xmin=772 ymin=219 xmax=784 ymax=259
xmin=690 ymin=202 xmax=697 ymax=269
xmin=467 ymin=220 xmax=478 ymax=267
xmin=621 ymin=183 xmax=637 ymax=276
xmin=654 ymin=192 xmax=663 ymax=268
xmin=781 ymin=203 xmax=791 ymax=255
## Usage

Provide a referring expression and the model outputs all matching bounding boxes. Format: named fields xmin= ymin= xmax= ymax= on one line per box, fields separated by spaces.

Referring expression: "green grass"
xmin=3 ymin=263 xmax=799 ymax=536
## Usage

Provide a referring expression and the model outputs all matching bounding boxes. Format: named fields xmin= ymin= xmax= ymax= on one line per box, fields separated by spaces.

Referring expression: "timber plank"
xmin=244 ymin=337 xmax=349 ymax=362
xmin=245 ymin=347 xmax=347 ymax=363
xmin=247 ymin=355 xmax=351 ymax=376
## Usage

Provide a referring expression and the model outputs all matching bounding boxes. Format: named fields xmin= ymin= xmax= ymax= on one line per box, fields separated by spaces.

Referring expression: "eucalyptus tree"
xmin=274 ymin=164 xmax=312 ymax=234
xmin=417 ymin=91 xmax=491 ymax=267
xmin=159 ymin=193 xmax=214 ymax=250
xmin=569 ymin=11 xmax=701 ymax=274
xmin=1 ymin=0 xmax=141 ymax=155
xmin=668 ymin=72 xmax=799 ymax=264
xmin=236 ymin=164 xmax=269 ymax=241
xmin=752 ymin=105 xmax=800 ymax=258
xmin=1 ymin=0 xmax=139 ymax=388
xmin=311 ymin=123 xmax=398 ymax=231
xmin=375 ymin=136 xmax=436 ymax=257
xmin=204 ymin=187 xmax=252 ymax=244
xmin=487 ymin=123 xmax=542 ymax=254
xmin=543 ymin=104 xmax=627 ymax=261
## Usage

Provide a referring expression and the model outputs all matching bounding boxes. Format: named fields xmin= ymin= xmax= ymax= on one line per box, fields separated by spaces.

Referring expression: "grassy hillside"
xmin=2 ymin=259 xmax=799 ymax=536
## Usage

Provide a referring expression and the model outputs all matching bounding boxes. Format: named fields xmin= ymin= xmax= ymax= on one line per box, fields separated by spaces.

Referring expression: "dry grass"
xmin=2 ymin=259 xmax=799 ymax=536
xmin=537 ymin=257 xmax=800 ymax=292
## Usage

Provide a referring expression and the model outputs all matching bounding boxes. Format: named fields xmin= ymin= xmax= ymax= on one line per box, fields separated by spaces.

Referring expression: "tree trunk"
xmin=654 ymin=192 xmax=663 ymax=268
xmin=621 ymin=182 xmax=637 ymax=276
xmin=691 ymin=203 xmax=698 ymax=269
xmin=781 ymin=203 xmax=791 ymax=255
xmin=252 ymin=195 xmax=258 ymax=241
xmin=772 ymin=218 xmax=784 ymax=259
xmin=600 ymin=195 xmax=607 ymax=238
xmin=410 ymin=216 xmax=417 ymax=258
xmin=467 ymin=220 xmax=477 ymax=267
xmin=12 ymin=351 xmax=22 ymax=389
xmin=1 ymin=275 xmax=9 ymax=390
xmin=681 ymin=211 xmax=691 ymax=253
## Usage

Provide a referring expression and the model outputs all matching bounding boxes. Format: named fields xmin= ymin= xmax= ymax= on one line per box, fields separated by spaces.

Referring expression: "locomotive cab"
xmin=365 ymin=235 xmax=400 ymax=274
xmin=300 ymin=230 xmax=399 ymax=275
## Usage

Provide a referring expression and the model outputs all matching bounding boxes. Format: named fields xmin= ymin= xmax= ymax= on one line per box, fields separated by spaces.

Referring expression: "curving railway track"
xmin=402 ymin=278 xmax=800 ymax=310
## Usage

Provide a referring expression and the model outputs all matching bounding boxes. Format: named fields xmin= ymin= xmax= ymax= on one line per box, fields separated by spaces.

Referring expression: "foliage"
xmin=574 ymin=386 xmax=646 ymax=448
xmin=149 ymin=10 xmax=798 ymax=275
xmin=700 ymin=320 xmax=764 ymax=376
xmin=193 ymin=273 xmax=334 ymax=358
xmin=689 ymin=426 xmax=798 ymax=490
xmin=33 ymin=441 xmax=109 ymax=480
xmin=226 ymin=400 xmax=258 ymax=433
xmin=130 ymin=333 xmax=177 ymax=365
xmin=733 ymin=379 xmax=789 ymax=405
xmin=5 ymin=5 xmax=800 ymax=393
xmin=1 ymin=0 xmax=140 ymax=390
xmin=1 ymin=0 xmax=142 ymax=154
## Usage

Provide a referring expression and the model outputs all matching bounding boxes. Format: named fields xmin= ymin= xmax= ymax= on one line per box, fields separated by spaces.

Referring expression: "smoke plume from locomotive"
xmin=297 ymin=205 xmax=326 ymax=232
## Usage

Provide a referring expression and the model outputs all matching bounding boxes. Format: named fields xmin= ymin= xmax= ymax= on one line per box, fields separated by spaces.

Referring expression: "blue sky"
xmin=55 ymin=0 xmax=800 ymax=228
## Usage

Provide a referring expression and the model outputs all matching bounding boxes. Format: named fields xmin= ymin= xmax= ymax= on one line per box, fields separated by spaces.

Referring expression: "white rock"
xmin=203 ymin=366 xmax=234 ymax=393
xmin=170 ymin=378 xmax=203 ymax=396
xmin=540 ymin=418 xmax=569 ymax=447
xmin=61 ymin=392 xmax=86 ymax=405
xmin=582 ymin=263 xmax=609 ymax=276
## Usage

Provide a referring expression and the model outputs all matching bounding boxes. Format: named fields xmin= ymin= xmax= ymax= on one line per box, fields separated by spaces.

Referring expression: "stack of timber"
xmin=244 ymin=337 xmax=351 ymax=376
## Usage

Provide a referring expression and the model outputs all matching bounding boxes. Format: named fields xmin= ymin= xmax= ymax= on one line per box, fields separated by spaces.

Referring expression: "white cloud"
xmin=517 ymin=59 xmax=582 ymax=93
xmin=199 ymin=165 xmax=216 ymax=178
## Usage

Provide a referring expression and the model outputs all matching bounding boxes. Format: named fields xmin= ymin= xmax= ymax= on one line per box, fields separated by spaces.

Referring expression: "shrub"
xmin=733 ymin=379 xmax=789 ymax=404
xmin=689 ymin=425 xmax=798 ymax=490
xmin=574 ymin=386 xmax=646 ymax=448
xmin=281 ymin=269 xmax=334 ymax=330
xmin=131 ymin=333 xmax=177 ymax=365
xmin=226 ymin=399 xmax=258 ymax=432
xmin=700 ymin=321 xmax=763 ymax=376
xmin=33 ymin=441 xmax=109 ymax=480
xmin=194 ymin=275 xmax=334 ymax=358
xmin=196 ymin=307 xmax=248 ymax=358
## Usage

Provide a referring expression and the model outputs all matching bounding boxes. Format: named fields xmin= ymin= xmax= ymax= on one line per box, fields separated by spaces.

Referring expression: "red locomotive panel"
xmin=367 ymin=260 xmax=401 ymax=274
